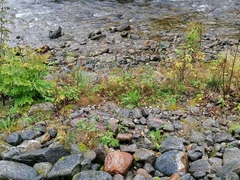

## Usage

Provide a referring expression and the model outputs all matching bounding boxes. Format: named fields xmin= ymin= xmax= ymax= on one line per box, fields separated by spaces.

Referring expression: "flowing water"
xmin=6 ymin=0 xmax=240 ymax=47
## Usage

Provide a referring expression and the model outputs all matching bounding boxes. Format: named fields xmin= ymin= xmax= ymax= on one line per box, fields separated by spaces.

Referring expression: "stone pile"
xmin=0 ymin=102 xmax=240 ymax=179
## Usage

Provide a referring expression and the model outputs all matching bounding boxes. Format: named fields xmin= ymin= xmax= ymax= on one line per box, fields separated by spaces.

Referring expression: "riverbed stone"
xmin=154 ymin=150 xmax=187 ymax=176
xmin=17 ymin=140 xmax=41 ymax=153
xmin=34 ymin=162 xmax=53 ymax=178
xmin=47 ymin=153 xmax=83 ymax=179
xmin=12 ymin=145 xmax=70 ymax=166
xmin=189 ymin=159 xmax=211 ymax=174
xmin=0 ymin=160 xmax=39 ymax=180
xmin=1 ymin=147 xmax=21 ymax=160
xmin=73 ymin=170 xmax=112 ymax=180
xmin=223 ymin=147 xmax=240 ymax=165
xmin=133 ymin=148 xmax=155 ymax=163
xmin=104 ymin=151 xmax=133 ymax=175
xmin=6 ymin=132 xmax=22 ymax=146
xmin=160 ymin=136 xmax=184 ymax=153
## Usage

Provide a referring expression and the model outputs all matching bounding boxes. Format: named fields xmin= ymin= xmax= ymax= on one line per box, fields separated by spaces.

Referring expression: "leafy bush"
xmin=0 ymin=47 xmax=53 ymax=106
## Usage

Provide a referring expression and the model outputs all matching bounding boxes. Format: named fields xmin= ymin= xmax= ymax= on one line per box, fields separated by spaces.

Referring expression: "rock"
xmin=49 ymin=26 xmax=62 ymax=39
xmin=28 ymin=102 xmax=54 ymax=115
xmin=47 ymin=153 xmax=83 ymax=179
xmin=136 ymin=168 xmax=152 ymax=179
xmin=209 ymin=157 xmax=222 ymax=166
xmin=143 ymin=162 xmax=155 ymax=173
xmin=154 ymin=150 xmax=187 ymax=176
xmin=104 ymin=151 xmax=133 ymax=175
xmin=116 ymin=133 xmax=133 ymax=141
xmin=81 ymin=150 xmax=96 ymax=166
xmin=223 ymin=147 xmax=240 ymax=165
xmin=147 ymin=118 xmax=164 ymax=129
xmin=1 ymin=147 xmax=21 ymax=160
xmin=6 ymin=132 xmax=22 ymax=146
xmin=73 ymin=170 xmax=112 ymax=180
xmin=35 ymin=133 xmax=51 ymax=144
xmin=48 ymin=127 xmax=58 ymax=138
xmin=34 ymin=162 xmax=53 ymax=178
xmin=133 ymin=148 xmax=155 ymax=163
xmin=187 ymin=145 xmax=204 ymax=161
xmin=192 ymin=171 xmax=206 ymax=179
xmin=133 ymin=108 xmax=143 ymax=119
xmin=189 ymin=159 xmax=211 ymax=174
xmin=226 ymin=172 xmax=239 ymax=180
xmin=120 ymin=144 xmax=137 ymax=153
xmin=12 ymin=145 xmax=70 ymax=166
xmin=94 ymin=144 xmax=109 ymax=164
xmin=169 ymin=173 xmax=181 ymax=180
xmin=189 ymin=131 xmax=205 ymax=143
xmin=160 ymin=136 xmax=184 ymax=153
xmin=21 ymin=129 xmax=37 ymax=140
xmin=214 ymin=131 xmax=230 ymax=143
xmin=181 ymin=173 xmax=194 ymax=180
xmin=133 ymin=174 xmax=146 ymax=180
xmin=116 ymin=24 xmax=131 ymax=32
xmin=113 ymin=173 xmax=124 ymax=180
xmin=0 ymin=160 xmax=39 ymax=179
xmin=217 ymin=160 xmax=240 ymax=179
xmin=17 ymin=140 xmax=41 ymax=153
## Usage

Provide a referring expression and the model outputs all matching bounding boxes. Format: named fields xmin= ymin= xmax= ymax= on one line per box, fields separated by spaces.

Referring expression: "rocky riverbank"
xmin=1 ymin=99 xmax=240 ymax=179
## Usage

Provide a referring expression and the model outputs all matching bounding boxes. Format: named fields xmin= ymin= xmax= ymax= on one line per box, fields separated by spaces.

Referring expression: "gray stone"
xmin=34 ymin=162 xmax=53 ymax=178
xmin=133 ymin=148 xmax=155 ymax=164
xmin=113 ymin=173 xmax=124 ymax=180
xmin=143 ymin=163 xmax=155 ymax=173
xmin=160 ymin=136 xmax=184 ymax=153
xmin=223 ymin=148 xmax=240 ymax=165
xmin=47 ymin=154 xmax=83 ymax=179
xmin=189 ymin=131 xmax=205 ymax=143
xmin=133 ymin=108 xmax=143 ymax=119
xmin=209 ymin=157 xmax=222 ymax=166
xmin=187 ymin=145 xmax=204 ymax=161
xmin=147 ymin=118 xmax=164 ymax=129
xmin=217 ymin=161 xmax=240 ymax=180
xmin=214 ymin=131 xmax=230 ymax=143
xmin=141 ymin=108 xmax=149 ymax=118
xmin=28 ymin=102 xmax=54 ymax=115
xmin=192 ymin=171 xmax=206 ymax=179
xmin=73 ymin=170 xmax=112 ymax=180
xmin=133 ymin=174 xmax=145 ymax=180
xmin=189 ymin=159 xmax=211 ymax=173
xmin=163 ymin=122 xmax=174 ymax=132
xmin=181 ymin=173 xmax=194 ymax=180
xmin=6 ymin=132 xmax=22 ymax=146
xmin=1 ymin=147 xmax=21 ymax=160
xmin=12 ymin=145 xmax=70 ymax=166
xmin=118 ymin=109 xmax=131 ymax=118
xmin=21 ymin=129 xmax=36 ymax=140
xmin=81 ymin=150 xmax=97 ymax=166
xmin=154 ymin=150 xmax=187 ymax=176
xmin=226 ymin=172 xmax=239 ymax=180
xmin=48 ymin=127 xmax=58 ymax=138
xmin=120 ymin=144 xmax=137 ymax=153
xmin=0 ymin=160 xmax=39 ymax=179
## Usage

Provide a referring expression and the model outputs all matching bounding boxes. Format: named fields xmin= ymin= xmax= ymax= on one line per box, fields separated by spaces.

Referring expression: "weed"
xmin=121 ymin=90 xmax=141 ymax=109
xmin=149 ymin=128 xmax=167 ymax=149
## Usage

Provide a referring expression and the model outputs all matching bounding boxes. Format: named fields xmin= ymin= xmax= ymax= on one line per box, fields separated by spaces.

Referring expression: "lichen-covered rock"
xmin=104 ymin=151 xmax=133 ymax=175
xmin=47 ymin=154 xmax=83 ymax=179
xmin=73 ymin=170 xmax=112 ymax=180
xmin=133 ymin=148 xmax=155 ymax=164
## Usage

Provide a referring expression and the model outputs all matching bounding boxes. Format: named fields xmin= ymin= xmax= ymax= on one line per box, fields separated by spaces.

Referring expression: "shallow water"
xmin=6 ymin=0 xmax=240 ymax=47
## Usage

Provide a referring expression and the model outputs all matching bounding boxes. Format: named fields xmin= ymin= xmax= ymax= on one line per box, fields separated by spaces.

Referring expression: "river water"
xmin=6 ymin=0 xmax=240 ymax=47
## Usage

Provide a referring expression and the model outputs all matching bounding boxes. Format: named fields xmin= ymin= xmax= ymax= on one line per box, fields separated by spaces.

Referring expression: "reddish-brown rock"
xmin=104 ymin=151 xmax=133 ymax=175
xmin=116 ymin=133 xmax=133 ymax=141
